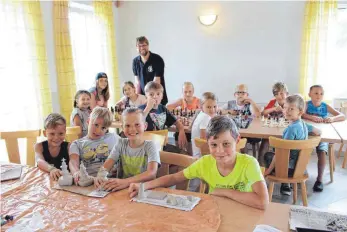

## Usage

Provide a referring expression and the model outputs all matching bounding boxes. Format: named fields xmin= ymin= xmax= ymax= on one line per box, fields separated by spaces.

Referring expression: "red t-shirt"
xmin=264 ymin=99 xmax=277 ymax=110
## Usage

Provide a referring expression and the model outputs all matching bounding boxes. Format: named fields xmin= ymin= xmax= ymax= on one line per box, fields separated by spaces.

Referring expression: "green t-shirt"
xmin=183 ymin=153 xmax=264 ymax=193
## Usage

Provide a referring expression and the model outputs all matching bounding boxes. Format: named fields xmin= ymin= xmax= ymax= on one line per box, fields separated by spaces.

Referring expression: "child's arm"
xmin=324 ymin=105 xmax=346 ymax=123
xmin=210 ymin=181 xmax=269 ymax=210
xmin=103 ymin=161 xmax=159 ymax=192
xmin=245 ymin=98 xmax=261 ymax=117
xmin=175 ymin=120 xmax=188 ymax=148
xmin=115 ymin=98 xmax=125 ymax=108
xmin=69 ymin=153 xmax=80 ymax=185
xmin=35 ymin=143 xmax=62 ymax=181
xmin=142 ymin=98 xmax=156 ymax=118
xmin=90 ymin=93 xmax=97 ymax=110
xmin=262 ymin=106 xmax=282 ymax=117
xmin=302 ymin=110 xmax=324 ymax=123
xmin=72 ymin=115 xmax=83 ymax=138
xmin=129 ymin=171 xmax=186 ymax=198
xmin=200 ymin=129 xmax=206 ymax=139
xmin=166 ymin=99 xmax=182 ymax=110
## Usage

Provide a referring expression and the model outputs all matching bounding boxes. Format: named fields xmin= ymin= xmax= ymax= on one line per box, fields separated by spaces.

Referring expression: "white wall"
xmin=114 ymin=1 xmax=305 ymax=104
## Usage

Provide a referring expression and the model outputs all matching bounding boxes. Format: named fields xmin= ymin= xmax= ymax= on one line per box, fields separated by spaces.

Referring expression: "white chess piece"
xmin=78 ymin=163 xmax=94 ymax=187
xmin=264 ymin=118 xmax=269 ymax=127
xmin=269 ymin=117 xmax=275 ymax=127
xmin=261 ymin=115 xmax=265 ymax=122
xmin=138 ymin=183 xmax=147 ymax=199
xmin=58 ymin=158 xmax=73 ymax=186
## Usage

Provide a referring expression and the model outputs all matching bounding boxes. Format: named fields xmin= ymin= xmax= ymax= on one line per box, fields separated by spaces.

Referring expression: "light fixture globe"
xmin=198 ymin=14 xmax=218 ymax=26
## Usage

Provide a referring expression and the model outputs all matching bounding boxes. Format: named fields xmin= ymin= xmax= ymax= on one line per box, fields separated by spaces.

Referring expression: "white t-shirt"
xmin=191 ymin=111 xmax=212 ymax=157
xmin=121 ymin=94 xmax=147 ymax=108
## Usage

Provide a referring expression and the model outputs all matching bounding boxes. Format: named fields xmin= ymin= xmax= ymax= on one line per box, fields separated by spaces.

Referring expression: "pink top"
xmin=89 ymin=88 xmax=108 ymax=108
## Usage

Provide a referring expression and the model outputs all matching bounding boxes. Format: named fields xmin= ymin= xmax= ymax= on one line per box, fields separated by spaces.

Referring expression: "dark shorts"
xmin=245 ymin=138 xmax=262 ymax=144
xmin=174 ymin=132 xmax=192 ymax=142
xmin=316 ymin=142 xmax=328 ymax=153
xmin=264 ymin=152 xmax=295 ymax=177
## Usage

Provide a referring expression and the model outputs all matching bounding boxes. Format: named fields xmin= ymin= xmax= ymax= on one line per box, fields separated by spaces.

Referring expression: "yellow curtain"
xmin=299 ymin=0 xmax=337 ymax=100
xmin=23 ymin=0 xmax=53 ymax=117
xmin=93 ymin=0 xmax=121 ymax=101
xmin=53 ymin=0 xmax=76 ymax=124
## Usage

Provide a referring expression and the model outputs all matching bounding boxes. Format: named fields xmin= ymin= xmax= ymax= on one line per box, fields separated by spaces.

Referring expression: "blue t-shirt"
xmin=138 ymin=104 xmax=177 ymax=131
xmin=306 ymin=100 xmax=328 ymax=118
xmin=283 ymin=119 xmax=313 ymax=169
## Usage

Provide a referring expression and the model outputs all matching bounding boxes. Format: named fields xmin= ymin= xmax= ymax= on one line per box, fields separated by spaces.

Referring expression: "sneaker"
xmin=280 ymin=183 xmax=291 ymax=196
xmin=313 ymin=180 xmax=323 ymax=192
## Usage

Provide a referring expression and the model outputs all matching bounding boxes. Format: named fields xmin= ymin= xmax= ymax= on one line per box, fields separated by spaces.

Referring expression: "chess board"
xmin=171 ymin=109 xmax=198 ymax=127
xmin=262 ymin=116 xmax=289 ymax=128
xmin=228 ymin=115 xmax=253 ymax=129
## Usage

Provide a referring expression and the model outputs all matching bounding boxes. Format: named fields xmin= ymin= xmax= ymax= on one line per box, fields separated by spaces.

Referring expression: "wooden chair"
xmin=337 ymin=102 xmax=347 ymax=168
xmin=146 ymin=130 xmax=169 ymax=145
xmin=196 ymin=138 xmax=247 ymax=193
xmin=65 ymin=126 xmax=81 ymax=142
xmin=0 ymin=130 xmax=41 ymax=166
xmin=143 ymin=132 xmax=166 ymax=151
xmin=266 ymin=136 xmax=321 ymax=207
xmin=158 ymin=151 xmax=197 ymax=191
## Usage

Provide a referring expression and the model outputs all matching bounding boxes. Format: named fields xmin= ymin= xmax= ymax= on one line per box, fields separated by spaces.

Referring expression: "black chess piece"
xmin=110 ymin=107 xmax=114 ymax=114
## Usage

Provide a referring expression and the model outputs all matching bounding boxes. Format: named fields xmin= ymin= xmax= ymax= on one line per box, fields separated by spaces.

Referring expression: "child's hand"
xmin=73 ymin=171 xmax=80 ymax=186
xmin=103 ymin=178 xmax=129 ymax=192
xmin=275 ymin=105 xmax=283 ymax=112
xmin=146 ymin=98 xmax=156 ymax=110
xmin=129 ymin=183 xmax=140 ymax=198
xmin=323 ymin=117 xmax=334 ymax=123
xmin=243 ymin=97 xmax=252 ymax=104
xmin=50 ymin=168 xmax=62 ymax=181
xmin=312 ymin=116 xmax=324 ymax=123
xmin=94 ymin=177 xmax=107 ymax=189
xmin=178 ymin=131 xmax=188 ymax=149
xmin=263 ymin=169 xmax=271 ymax=177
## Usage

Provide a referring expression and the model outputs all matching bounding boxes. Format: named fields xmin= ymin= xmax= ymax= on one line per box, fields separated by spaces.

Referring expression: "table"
xmin=1 ymin=165 xmax=291 ymax=232
xmin=331 ymin=120 xmax=347 ymax=168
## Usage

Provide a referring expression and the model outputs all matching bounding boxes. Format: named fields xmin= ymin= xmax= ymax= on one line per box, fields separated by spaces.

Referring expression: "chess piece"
xmin=138 ymin=183 xmax=147 ymax=199
xmin=261 ymin=115 xmax=265 ymax=122
xmin=58 ymin=158 xmax=73 ymax=186
xmin=110 ymin=107 xmax=114 ymax=114
xmin=78 ymin=163 xmax=94 ymax=187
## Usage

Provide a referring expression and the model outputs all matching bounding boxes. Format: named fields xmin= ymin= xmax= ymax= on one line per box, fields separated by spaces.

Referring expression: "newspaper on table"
xmin=290 ymin=205 xmax=347 ymax=232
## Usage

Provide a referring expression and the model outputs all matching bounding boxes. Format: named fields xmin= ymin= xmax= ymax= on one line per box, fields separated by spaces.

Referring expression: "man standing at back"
xmin=132 ymin=36 xmax=168 ymax=105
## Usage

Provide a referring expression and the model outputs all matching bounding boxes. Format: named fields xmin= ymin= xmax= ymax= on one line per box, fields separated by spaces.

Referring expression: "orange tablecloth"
xmin=1 ymin=165 xmax=221 ymax=231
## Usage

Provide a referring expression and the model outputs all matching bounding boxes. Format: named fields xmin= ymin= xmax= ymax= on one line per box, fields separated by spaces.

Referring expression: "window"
xmin=318 ymin=7 xmax=347 ymax=100
xmin=0 ymin=2 xmax=43 ymax=163
xmin=69 ymin=1 xmax=114 ymax=104
xmin=0 ymin=3 xmax=42 ymax=131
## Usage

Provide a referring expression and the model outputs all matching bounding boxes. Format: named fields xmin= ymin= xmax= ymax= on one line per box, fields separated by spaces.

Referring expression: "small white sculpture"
xmin=138 ymin=183 xmax=147 ymax=199
xmin=58 ymin=158 xmax=73 ymax=186
xmin=166 ymin=195 xmax=177 ymax=206
xmin=96 ymin=167 xmax=109 ymax=191
xmin=78 ymin=163 xmax=94 ymax=187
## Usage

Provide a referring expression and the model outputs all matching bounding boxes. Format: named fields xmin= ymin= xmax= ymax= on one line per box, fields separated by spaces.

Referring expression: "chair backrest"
xmin=0 ymin=130 xmax=41 ymax=166
xmin=146 ymin=130 xmax=169 ymax=145
xmin=341 ymin=102 xmax=347 ymax=116
xmin=143 ymin=132 xmax=166 ymax=151
xmin=158 ymin=151 xmax=197 ymax=190
xmin=194 ymin=137 xmax=248 ymax=156
xmin=65 ymin=126 xmax=81 ymax=142
xmin=269 ymin=136 xmax=321 ymax=178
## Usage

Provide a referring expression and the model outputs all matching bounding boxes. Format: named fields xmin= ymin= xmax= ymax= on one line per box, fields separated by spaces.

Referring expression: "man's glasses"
xmin=137 ymin=44 xmax=148 ymax=48
xmin=235 ymin=91 xmax=247 ymax=94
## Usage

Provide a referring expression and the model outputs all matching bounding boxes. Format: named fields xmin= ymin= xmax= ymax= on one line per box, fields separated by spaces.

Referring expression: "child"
xmin=69 ymin=107 xmax=120 ymax=183
xmin=166 ymin=82 xmax=200 ymax=111
xmin=35 ymin=113 xmax=70 ymax=181
xmin=89 ymin=72 xmax=110 ymax=109
xmin=264 ymin=94 xmax=321 ymax=195
xmin=191 ymin=92 xmax=218 ymax=157
xmin=259 ymin=82 xmax=289 ymax=164
xmin=302 ymin=85 xmax=345 ymax=192
xmin=70 ymin=90 xmax=91 ymax=138
xmin=138 ymin=81 xmax=188 ymax=149
xmin=262 ymin=82 xmax=289 ymax=117
xmin=115 ymin=81 xmax=147 ymax=109
xmin=222 ymin=84 xmax=261 ymax=117
xmin=94 ymin=108 xmax=160 ymax=191
xmin=129 ymin=116 xmax=269 ymax=210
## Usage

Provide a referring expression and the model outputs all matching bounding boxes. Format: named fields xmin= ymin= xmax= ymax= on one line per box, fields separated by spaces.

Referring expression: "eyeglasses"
xmin=235 ymin=91 xmax=247 ymax=94
xmin=137 ymin=44 xmax=148 ymax=48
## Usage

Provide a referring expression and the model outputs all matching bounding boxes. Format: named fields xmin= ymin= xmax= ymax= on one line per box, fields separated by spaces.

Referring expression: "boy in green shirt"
xmin=128 ymin=116 xmax=269 ymax=210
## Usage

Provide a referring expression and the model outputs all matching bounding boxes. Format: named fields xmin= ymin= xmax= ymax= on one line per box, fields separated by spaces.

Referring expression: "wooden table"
xmin=1 ymin=165 xmax=291 ymax=232
xmin=331 ymin=120 xmax=347 ymax=168
xmin=214 ymin=195 xmax=290 ymax=232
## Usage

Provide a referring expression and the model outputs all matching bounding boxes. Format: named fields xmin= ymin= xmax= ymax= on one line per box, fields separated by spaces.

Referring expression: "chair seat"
xmin=266 ymin=174 xmax=309 ymax=183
